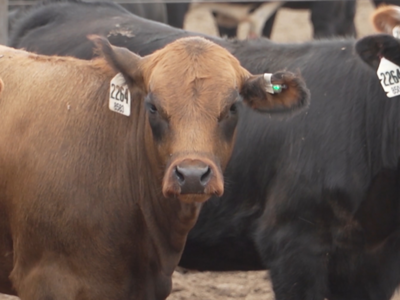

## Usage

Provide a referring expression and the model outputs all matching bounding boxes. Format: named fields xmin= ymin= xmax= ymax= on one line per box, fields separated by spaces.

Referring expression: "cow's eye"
xmin=229 ymin=103 xmax=238 ymax=114
xmin=146 ymin=103 xmax=158 ymax=114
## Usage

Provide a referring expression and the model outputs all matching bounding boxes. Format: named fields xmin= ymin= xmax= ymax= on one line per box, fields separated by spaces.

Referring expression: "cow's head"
xmin=356 ymin=5 xmax=400 ymax=70
xmin=91 ymin=36 xmax=309 ymax=203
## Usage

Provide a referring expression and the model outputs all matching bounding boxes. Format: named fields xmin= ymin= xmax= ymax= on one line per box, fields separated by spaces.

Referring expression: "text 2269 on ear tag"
xmin=109 ymin=73 xmax=131 ymax=116
xmin=377 ymin=57 xmax=400 ymax=98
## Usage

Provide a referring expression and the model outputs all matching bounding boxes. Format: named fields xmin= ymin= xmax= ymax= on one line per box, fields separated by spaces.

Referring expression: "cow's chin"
xmin=177 ymin=194 xmax=212 ymax=204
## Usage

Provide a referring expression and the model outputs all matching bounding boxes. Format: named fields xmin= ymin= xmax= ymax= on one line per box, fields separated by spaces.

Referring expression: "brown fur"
xmin=372 ymin=5 xmax=400 ymax=33
xmin=0 ymin=78 xmax=4 ymax=95
xmin=0 ymin=37 xmax=307 ymax=300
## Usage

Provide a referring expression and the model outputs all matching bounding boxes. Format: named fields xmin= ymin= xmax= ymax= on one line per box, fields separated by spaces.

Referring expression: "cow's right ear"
xmin=88 ymin=35 xmax=145 ymax=89
xmin=355 ymin=34 xmax=400 ymax=70
xmin=240 ymin=71 xmax=310 ymax=115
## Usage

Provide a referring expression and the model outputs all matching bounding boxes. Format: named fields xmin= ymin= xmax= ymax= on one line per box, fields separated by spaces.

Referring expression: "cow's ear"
xmin=88 ymin=35 xmax=144 ymax=89
xmin=372 ymin=5 xmax=400 ymax=34
xmin=355 ymin=34 xmax=400 ymax=70
xmin=240 ymin=71 xmax=309 ymax=114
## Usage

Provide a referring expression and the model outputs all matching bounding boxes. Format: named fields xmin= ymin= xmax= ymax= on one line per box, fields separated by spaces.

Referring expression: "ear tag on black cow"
xmin=264 ymin=73 xmax=283 ymax=94
xmin=109 ymin=73 xmax=131 ymax=116
xmin=377 ymin=57 xmax=400 ymax=98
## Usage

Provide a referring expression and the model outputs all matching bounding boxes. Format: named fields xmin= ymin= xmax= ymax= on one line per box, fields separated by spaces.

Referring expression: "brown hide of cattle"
xmin=0 ymin=37 xmax=308 ymax=300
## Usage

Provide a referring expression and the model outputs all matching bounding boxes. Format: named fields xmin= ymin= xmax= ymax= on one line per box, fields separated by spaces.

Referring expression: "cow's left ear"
xmin=88 ymin=35 xmax=145 ymax=89
xmin=240 ymin=71 xmax=310 ymax=114
xmin=355 ymin=34 xmax=400 ymax=70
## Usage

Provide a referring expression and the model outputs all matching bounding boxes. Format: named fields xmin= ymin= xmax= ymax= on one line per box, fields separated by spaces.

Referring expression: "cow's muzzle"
xmin=162 ymin=158 xmax=224 ymax=201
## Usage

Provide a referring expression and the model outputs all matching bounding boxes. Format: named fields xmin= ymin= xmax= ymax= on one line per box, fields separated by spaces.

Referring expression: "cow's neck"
xmin=375 ymin=97 xmax=400 ymax=172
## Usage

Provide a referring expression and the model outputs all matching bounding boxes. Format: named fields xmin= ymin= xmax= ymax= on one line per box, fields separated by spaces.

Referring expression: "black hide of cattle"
xmin=10 ymin=1 xmax=400 ymax=299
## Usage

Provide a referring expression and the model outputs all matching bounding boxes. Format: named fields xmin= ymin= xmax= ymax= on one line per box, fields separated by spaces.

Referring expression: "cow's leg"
xmin=166 ymin=3 xmax=189 ymax=29
xmin=310 ymin=1 xmax=337 ymax=38
xmin=9 ymin=251 xmax=133 ymax=300
xmin=370 ymin=230 xmax=400 ymax=299
xmin=0 ymin=206 xmax=14 ymax=295
xmin=183 ymin=3 xmax=219 ymax=37
xmin=335 ymin=1 xmax=357 ymax=37
xmin=310 ymin=1 xmax=356 ymax=39
xmin=262 ymin=12 xmax=277 ymax=38
xmin=257 ymin=221 xmax=329 ymax=300
xmin=0 ymin=245 xmax=14 ymax=295
xmin=247 ymin=2 xmax=283 ymax=38
xmin=328 ymin=169 xmax=400 ymax=300
xmin=255 ymin=183 xmax=332 ymax=300
xmin=329 ymin=230 xmax=400 ymax=300
xmin=10 ymin=262 xmax=85 ymax=300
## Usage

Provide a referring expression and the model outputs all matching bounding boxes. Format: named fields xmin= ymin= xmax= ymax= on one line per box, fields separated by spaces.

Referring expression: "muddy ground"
xmin=2 ymin=1 xmax=399 ymax=300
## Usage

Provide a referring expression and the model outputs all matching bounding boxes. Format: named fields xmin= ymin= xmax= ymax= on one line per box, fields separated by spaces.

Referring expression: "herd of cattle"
xmin=6 ymin=0 xmax=400 ymax=40
xmin=3 ymin=1 xmax=400 ymax=300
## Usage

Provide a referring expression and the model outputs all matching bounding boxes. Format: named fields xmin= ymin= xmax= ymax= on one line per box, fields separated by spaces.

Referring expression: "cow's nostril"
xmin=175 ymin=166 xmax=185 ymax=184
xmin=200 ymin=167 xmax=211 ymax=185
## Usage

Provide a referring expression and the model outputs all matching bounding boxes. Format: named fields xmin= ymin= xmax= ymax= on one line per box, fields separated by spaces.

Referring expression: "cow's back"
xmin=9 ymin=1 xmax=194 ymax=59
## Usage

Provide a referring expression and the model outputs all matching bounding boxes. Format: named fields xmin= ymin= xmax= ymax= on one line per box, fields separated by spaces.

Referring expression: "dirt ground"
xmin=1 ymin=1 xmax=399 ymax=300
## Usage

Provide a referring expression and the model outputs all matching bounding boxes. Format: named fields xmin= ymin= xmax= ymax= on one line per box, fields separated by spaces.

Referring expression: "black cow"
xmin=10 ymin=1 xmax=400 ymax=299
xmin=7 ymin=1 xmax=166 ymax=41
xmin=9 ymin=1 xmax=198 ymax=59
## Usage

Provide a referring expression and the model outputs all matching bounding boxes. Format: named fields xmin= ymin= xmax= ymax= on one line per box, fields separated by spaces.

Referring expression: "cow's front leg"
xmin=258 ymin=222 xmax=329 ymax=300
xmin=255 ymin=188 xmax=331 ymax=300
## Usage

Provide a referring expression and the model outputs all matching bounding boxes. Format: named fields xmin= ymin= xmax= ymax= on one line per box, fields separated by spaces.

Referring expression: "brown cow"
xmin=0 ymin=36 xmax=309 ymax=300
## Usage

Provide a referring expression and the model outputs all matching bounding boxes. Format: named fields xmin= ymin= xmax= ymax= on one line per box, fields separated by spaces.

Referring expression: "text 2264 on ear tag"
xmin=377 ymin=57 xmax=400 ymax=98
xmin=109 ymin=73 xmax=131 ymax=116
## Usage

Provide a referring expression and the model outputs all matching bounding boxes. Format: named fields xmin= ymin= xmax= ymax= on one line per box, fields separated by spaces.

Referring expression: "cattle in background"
xmin=374 ymin=0 xmax=400 ymax=7
xmin=10 ymin=1 xmax=400 ymax=299
xmin=183 ymin=1 xmax=283 ymax=39
xmin=120 ymin=3 xmax=167 ymax=23
xmin=7 ymin=1 xmax=166 ymax=41
xmin=0 ymin=37 xmax=308 ymax=299
xmin=166 ymin=2 xmax=190 ymax=29
xmin=371 ymin=4 xmax=400 ymax=37
xmin=167 ymin=1 xmax=357 ymax=39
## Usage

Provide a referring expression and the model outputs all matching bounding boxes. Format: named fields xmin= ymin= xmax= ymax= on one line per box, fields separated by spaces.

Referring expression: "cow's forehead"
xmin=141 ymin=37 xmax=249 ymax=102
